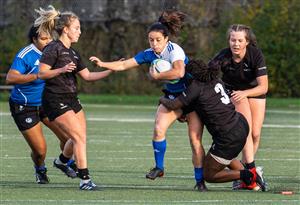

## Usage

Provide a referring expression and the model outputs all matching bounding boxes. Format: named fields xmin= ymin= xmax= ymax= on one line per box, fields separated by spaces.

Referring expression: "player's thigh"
xmin=248 ymin=98 xmax=266 ymax=135
xmin=42 ymin=117 xmax=69 ymax=144
xmin=22 ymin=122 xmax=47 ymax=154
xmin=154 ymin=104 xmax=181 ymax=133
xmin=54 ymin=110 xmax=85 ymax=141
xmin=232 ymin=98 xmax=252 ymax=130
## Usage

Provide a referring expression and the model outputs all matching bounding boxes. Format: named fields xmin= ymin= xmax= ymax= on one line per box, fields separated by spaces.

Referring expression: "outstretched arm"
xmin=89 ymin=56 xmax=139 ymax=71
xmin=159 ymin=96 xmax=184 ymax=110
xmin=78 ymin=68 xmax=113 ymax=81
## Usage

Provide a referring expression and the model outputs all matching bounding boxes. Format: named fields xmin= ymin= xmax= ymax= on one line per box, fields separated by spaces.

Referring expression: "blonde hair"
xmin=34 ymin=5 xmax=78 ymax=39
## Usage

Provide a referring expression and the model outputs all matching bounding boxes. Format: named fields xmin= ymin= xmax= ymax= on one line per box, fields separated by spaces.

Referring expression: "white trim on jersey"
xmin=17 ymin=44 xmax=42 ymax=59
xmin=17 ymin=88 xmax=28 ymax=106
xmin=18 ymin=44 xmax=33 ymax=58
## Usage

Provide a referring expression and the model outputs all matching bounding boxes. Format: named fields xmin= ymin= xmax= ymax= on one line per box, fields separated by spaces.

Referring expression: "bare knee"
xmin=252 ymin=130 xmax=261 ymax=144
xmin=153 ymin=123 xmax=166 ymax=139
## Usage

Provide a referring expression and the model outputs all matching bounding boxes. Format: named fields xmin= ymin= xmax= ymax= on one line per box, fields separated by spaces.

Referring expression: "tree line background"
xmin=0 ymin=0 xmax=299 ymax=97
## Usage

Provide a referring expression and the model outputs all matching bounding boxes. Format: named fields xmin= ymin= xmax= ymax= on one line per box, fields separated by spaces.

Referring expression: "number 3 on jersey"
xmin=214 ymin=83 xmax=230 ymax=104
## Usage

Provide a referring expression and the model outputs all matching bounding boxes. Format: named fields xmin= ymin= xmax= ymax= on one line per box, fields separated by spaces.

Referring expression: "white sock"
xmin=80 ymin=179 xmax=91 ymax=186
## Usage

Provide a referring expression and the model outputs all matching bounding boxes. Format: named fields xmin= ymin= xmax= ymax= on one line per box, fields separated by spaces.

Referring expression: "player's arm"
xmin=77 ymin=68 xmax=113 ymax=81
xmin=150 ymin=60 xmax=185 ymax=80
xmin=159 ymin=96 xmax=184 ymax=110
xmin=89 ymin=56 xmax=138 ymax=71
xmin=38 ymin=62 xmax=76 ymax=80
xmin=6 ymin=69 xmax=38 ymax=85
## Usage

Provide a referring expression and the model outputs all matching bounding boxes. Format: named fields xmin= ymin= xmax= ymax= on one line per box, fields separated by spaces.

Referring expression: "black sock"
xmin=59 ymin=153 xmax=70 ymax=164
xmin=245 ymin=161 xmax=255 ymax=169
xmin=78 ymin=168 xmax=90 ymax=180
xmin=240 ymin=169 xmax=254 ymax=185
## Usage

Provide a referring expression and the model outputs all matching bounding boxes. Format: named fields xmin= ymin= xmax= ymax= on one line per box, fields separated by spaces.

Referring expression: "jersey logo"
xmin=34 ymin=59 xmax=40 ymax=66
xmin=59 ymin=103 xmax=68 ymax=109
xmin=25 ymin=117 xmax=33 ymax=124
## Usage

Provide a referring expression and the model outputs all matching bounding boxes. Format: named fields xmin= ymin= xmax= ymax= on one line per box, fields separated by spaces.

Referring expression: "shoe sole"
xmin=146 ymin=172 xmax=164 ymax=180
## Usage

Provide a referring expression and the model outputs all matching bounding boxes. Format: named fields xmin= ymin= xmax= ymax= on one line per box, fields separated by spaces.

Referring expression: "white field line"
xmin=0 ymin=199 xmax=299 ymax=204
xmin=0 ymin=156 xmax=299 ymax=161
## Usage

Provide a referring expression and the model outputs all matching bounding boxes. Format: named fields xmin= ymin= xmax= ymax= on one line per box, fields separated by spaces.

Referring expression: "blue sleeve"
xmin=134 ymin=50 xmax=156 ymax=65
xmin=10 ymin=57 xmax=27 ymax=74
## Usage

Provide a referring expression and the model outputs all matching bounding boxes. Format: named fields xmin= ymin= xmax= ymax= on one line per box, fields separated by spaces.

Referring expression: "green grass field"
xmin=0 ymin=101 xmax=299 ymax=204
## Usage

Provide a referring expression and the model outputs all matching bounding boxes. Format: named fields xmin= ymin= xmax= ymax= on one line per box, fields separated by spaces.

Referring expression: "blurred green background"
xmin=0 ymin=0 xmax=299 ymax=97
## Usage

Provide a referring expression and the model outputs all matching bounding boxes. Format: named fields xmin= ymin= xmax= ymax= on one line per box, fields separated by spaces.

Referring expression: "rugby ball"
xmin=151 ymin=59 xmax=172 ymax=73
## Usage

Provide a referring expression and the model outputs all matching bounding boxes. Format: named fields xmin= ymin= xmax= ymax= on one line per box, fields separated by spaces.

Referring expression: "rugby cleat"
xmin=255 ymin=166 xmax=268 ymax=192
xmin=35 ymin=168 xmax=49 ymax=184
xmin=194 ymin=180 xmax=208 ymax=192
xmin=67 ymin=159 xmax=78 ymax=173
xmin=79 ymin=180 xmax=98 ymax=191
xmin=146 ymin=167 xmax=164 ymax=180
xmin=53 ymin=159 xmax=77 ymax=178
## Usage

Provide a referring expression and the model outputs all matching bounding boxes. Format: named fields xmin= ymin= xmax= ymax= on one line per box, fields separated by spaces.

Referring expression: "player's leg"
xmin=248 ymin=98 xmax=266 ymax=155
xmin=42 ymin=116 xmax=69 ymax=151
xmin=146 ymin=104 xmax=181 ymax=180
xmin=186 ymin=111 xmax=206 ymax=191
xmin=21 ymin=123 xmax=49 ymax=184
xmin=232 ymin=98 xmax=259 ymax=177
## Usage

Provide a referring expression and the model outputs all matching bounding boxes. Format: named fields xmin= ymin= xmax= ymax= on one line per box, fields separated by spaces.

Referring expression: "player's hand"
xmin=231 ymin=90 xmax=248 ymax=102
xmin=60 ymin=62 xmax=76 ymax=73
xmin=149 ymin=65 xmax=159 ymax=80
xmin=89 ymin=56 xmax=102 ymax=67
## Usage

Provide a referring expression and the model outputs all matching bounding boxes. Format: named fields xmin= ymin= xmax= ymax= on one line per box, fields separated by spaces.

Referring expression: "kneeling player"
xmin=159 ymin=60 xmax=267 ymax=191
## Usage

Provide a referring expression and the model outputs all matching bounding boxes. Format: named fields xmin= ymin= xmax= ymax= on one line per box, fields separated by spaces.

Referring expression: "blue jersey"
xmin=134 ymin=41 xmax=189 ymax=93
xmin=9 ymin=44 xmax=45 ymax=106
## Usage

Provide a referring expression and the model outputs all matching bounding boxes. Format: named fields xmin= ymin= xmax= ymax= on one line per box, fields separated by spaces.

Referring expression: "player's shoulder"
xmin=17 ymin=44 xmax=41 ymax=59
xmin=167 ymin=41 xmax=184 ymax=52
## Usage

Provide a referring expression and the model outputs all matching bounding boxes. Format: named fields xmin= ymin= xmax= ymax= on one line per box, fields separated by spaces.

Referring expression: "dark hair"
xmin=148 ymin=10 xmax=186 ymax=37
xmin=187 ymin=60 xmax=221 ymax=82
xmin=227 ymin=24 xmax=257 ymax=46
xmin=27 ymin=25 xmax=39 ymax=43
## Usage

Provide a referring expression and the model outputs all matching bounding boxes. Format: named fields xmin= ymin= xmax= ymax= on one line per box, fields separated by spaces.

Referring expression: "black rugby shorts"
xmin=9 ymin=99 xmax=46 ymax=131
xmin=209 ymin=114 xmax=249 ymax=161
xmin=42 ymin=92 xmax=82 ymax=121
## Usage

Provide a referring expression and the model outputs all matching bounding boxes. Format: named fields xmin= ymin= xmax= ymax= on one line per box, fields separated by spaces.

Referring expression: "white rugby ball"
xmin=151 ymin=59 xmax=172 ymax=73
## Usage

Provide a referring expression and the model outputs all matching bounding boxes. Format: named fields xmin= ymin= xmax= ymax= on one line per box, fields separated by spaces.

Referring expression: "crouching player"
xmin=159 ymin=60 xmax=267 ymax=191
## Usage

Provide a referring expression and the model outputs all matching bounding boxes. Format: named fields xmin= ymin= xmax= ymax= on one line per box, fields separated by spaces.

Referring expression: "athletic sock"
xmin=35 ymin=164 xmax=46 ymax=172
xmin=78 ymin=168 xmax=90 ymax=180
xmin=240 ymin=169 xmax=254 ymax=185
xmin=152 ymin=139 xmax=167 ymax=170
xmin=194 ymin=167 xmax=204 ymax=183
xmin=245 ymin=161 xmax=255 ymax=169
xmin=58 ymin=153 xmax=70 ymax=164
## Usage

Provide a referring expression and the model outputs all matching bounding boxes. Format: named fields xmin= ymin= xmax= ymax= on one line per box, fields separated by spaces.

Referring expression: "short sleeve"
xmin=40 ymin=44 xmax=58 ymax=67
xmin=254 ymin=49 xmax=267 ymax=77
xmin=10 ymin=57 xmax=27 ymax=74
xmin=169 ymin=44 xmax=185 ymax=63
xmin=73 ymin=50 xmax=86 ymax=72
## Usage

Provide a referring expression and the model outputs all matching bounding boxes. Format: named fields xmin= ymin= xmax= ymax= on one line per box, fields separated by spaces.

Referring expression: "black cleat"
xmin=53 ymin=159 xmax=77 ymax=178
xmin=146 ymin=167 xmax=164 ymax=180
xmin=35 ymin=168 xmax=49 ymax=184
xmin=194 ymin=181 xmax=208 ymax=192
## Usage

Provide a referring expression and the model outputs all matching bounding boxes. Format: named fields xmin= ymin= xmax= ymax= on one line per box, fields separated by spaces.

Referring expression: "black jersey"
xmin=40 ymin=40 xmax=86 ymax=94
xmin=211 ymin=45 xmax=267 ymax=91
xmin=179 ymin=79 xmax=239 ymax=136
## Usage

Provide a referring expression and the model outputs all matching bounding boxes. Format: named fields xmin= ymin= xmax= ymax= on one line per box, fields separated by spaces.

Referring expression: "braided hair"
xmin=186 ymin=60 xmax=221 ymax=83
